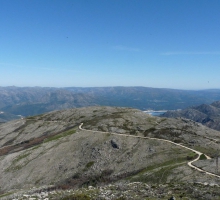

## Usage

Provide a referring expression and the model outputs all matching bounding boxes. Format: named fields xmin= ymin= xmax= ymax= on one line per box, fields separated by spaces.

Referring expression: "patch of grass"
xmin=44 ymin=129 xmax=76 ymax=143
xmin=5 ymin=151 xmax=32 ymax=172
xmin=86 ymin=161 xmax=95 ymax=168
xmin=199 ymin=154 xmax=207 ymax=160
xmin=12 ymin=152 xmax=31 ymax=165
xmin=127 ymin=156 xmax=189 ymax=184
xmin=186 ymin=152 xmax=197 ymax=160
xmin=130 ymin=162 xmax=184 ymax=184
xmin=194 ymin=146 xmax=214 ymax=157
xmin=83 ymin=161 xmax=95 ymax=171
xmin=5 ymin=164 xmax=23 ymax=172
xmin=31 ymin=144 xmax=41 ymax=150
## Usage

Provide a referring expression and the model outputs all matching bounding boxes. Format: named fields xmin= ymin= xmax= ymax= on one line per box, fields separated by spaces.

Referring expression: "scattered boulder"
xmin=110 ymin=139 xmax=119 ymax=149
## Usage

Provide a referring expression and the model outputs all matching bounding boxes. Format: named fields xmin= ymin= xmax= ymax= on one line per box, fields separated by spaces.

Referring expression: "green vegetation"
xmin=85 ymin=161 xmax=94 ymax=168
xmin=5 ymin=152 xmax=31 ymax=172
xmin=31 ymin=144 xmax=42 ymax=150
xmin=11 ymin=152 xmax=30 ymax=165
xmin=130 ymin=163 xmax=184 ymax=184
xmin=5 ymin=164 xmax=23 ymax=172
xmin=199 ymin=154 xmax=207 ymax=160
xmin=44 ymin=129 xmax=76 ymax=143
xmin=194 ymin=146 xmax=214 ymax=157
xmin=83 ymin=161 xmax=95 ymax=171
xmin=127 ymin=156 xmax=190 ymax=184
xmin=186 ymin=152 xmax=197 ymax=160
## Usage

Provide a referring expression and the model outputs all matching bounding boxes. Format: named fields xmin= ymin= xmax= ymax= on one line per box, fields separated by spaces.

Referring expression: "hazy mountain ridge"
xmin=0 ymin=112 xmax=21 ymax=123
xmin=0 ymin=106 xmax=220 ymax=199
xmin=1 ymin=86 xmax=220 ymax=121
xmin=162 ymin=100 xmax=220 ymax=131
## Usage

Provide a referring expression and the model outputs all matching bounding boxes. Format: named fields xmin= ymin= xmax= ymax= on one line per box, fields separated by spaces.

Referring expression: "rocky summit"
xmin=0 ymin=106 xmax=220 ymax=199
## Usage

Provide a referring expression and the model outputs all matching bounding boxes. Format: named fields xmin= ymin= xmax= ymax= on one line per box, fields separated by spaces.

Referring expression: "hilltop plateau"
xmin=0 ymin=106 xmax=220 ymax=199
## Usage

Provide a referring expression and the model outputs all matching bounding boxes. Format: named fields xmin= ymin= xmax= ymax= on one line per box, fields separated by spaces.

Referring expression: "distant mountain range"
xmin=0 ymin=111 xmax=21 ymax=123
xmin=1 ymin=86 xmax=220 ymax=122
xmin=161 ymin=100 xmax=220 ymax=131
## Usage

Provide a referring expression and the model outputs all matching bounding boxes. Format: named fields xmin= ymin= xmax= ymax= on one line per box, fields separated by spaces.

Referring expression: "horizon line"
xmin=1 ymin=85 xmax=220 ymax=91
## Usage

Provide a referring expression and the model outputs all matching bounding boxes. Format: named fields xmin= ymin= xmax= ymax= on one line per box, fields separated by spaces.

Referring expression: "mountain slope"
xmin=0 ymin=106 xmax=220 ymax=198
xmin=162 ymin=101 xmax=220 ymax=131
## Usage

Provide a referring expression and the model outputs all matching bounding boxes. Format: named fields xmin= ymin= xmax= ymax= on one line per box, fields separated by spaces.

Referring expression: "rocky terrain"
xmin=1 ymin=182 xmax=220 ymax=200
xmin=162 ymin=100 xmax=220 ymax=131
xmin=0 ymin=106 xmax=220 ymax=199
xmin=2 ymin=86 xmax=220 ymax=121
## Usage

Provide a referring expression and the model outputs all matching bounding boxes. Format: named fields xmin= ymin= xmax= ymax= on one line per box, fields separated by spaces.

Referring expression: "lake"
xmin=143 ymin=110 xmax=167 ymax=116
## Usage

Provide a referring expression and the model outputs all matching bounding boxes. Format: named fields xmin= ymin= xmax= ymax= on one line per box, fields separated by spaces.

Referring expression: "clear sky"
xmin=1 ymin=0 xmax=220 ymax=89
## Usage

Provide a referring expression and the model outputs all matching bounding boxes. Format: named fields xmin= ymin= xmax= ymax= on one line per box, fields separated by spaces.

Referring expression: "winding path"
xmin=0 ymin=120 xmax=219 ymax=178
xmin=79 ymin=123 xmax=220 ymax=179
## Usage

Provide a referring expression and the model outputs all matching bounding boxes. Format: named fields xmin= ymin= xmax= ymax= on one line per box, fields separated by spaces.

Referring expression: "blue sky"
xmin=1 ymin=0 xmax=220 ymax=89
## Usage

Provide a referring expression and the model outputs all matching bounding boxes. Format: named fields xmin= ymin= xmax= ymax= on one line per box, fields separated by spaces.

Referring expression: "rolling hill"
xmin=0 ymin=106 xmax=220 ymax=199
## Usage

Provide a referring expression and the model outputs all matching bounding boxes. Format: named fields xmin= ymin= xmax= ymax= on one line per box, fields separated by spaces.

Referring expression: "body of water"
xmin=143 ymin=110 xmax=167 ymax=116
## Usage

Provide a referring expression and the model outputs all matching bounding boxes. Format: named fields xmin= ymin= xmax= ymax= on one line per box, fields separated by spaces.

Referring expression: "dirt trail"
xmin=79 ymin=123 xmax=220 ymax=179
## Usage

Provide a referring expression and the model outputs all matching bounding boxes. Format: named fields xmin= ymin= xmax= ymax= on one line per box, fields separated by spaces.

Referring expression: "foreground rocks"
xmin=1 ymin=182 xmax=220 ymax=200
